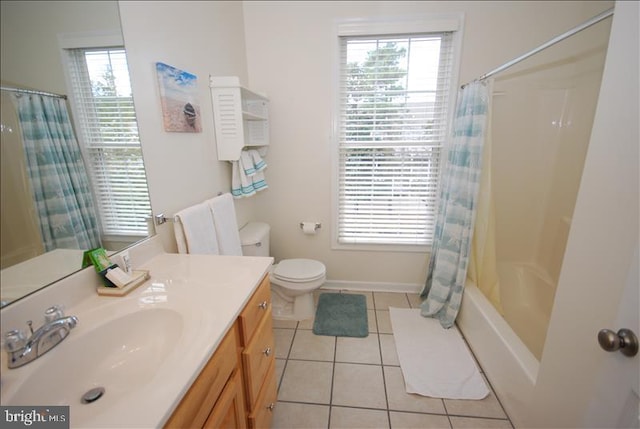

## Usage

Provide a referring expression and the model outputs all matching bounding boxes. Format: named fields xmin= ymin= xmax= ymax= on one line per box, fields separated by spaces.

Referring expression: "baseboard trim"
xmin=322 ymin=279 xmax=422 ymax=294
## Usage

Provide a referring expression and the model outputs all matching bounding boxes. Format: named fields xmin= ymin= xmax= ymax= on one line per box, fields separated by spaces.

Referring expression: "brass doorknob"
xmin=598 ymin=328 xmax=638 ymax=357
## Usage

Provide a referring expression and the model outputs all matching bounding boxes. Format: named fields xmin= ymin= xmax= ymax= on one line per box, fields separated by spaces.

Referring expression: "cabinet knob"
xmin=258 ymin=301 xmax=268 ymax=310
xmin=263 ymin=347 xmax=272 ymax=357
xmin=267 ymin=403 xmax=275 ymax=412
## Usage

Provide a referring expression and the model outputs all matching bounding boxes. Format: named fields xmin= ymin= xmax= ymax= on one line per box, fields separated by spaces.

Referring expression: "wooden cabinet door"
xmin=205 ymin=369 xmax=247 ymax=429
xmin=165 ymin=324 xmax=239 ymax=428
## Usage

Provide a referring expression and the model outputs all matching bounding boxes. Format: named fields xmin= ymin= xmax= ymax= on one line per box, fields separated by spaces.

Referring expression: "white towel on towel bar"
xmin=240 ymin=150 xmax=256 ymax=176
xmin=207 ymin=193 xmax=242 ymax=256
xmin=174 ymin=202 xmax=219 ymax=255
xmin=250 ymin=149 xmax=266 ymax=172
xmin=174 ymin=220 xmax=188 ymax=254
xmin=231 ymin=149 xmax=268 ymax=198
xmin=232 ymin=160 xmax=256 ymax=198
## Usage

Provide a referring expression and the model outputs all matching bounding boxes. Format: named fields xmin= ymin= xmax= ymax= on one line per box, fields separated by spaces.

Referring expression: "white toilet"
xmin=239 ymin=222 xmax=326 ymax=321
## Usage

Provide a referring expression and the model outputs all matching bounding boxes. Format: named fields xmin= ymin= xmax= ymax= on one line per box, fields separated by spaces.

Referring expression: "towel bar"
xmin=154 ymin=193 xmax=225 ymax=226
xmin=154 ymin=213 xmax=177 ymax=226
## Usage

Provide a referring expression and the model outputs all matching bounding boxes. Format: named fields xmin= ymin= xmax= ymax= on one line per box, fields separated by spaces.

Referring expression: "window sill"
xmin=332 ymin=242 xmax=430 ymax=253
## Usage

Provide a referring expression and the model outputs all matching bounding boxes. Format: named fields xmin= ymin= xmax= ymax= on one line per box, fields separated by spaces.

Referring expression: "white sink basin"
xmin=5 ymin=308 xmax=183 ymax=407
xmin=0 ymin=251 xmax=274 ymax=428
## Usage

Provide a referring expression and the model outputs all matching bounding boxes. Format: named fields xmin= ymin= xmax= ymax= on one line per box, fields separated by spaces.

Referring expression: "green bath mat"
xmin=313 ymin=293 xmax=368 ymax=338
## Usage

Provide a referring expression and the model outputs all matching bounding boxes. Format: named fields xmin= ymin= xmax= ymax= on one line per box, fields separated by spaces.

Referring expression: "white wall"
xmin=118 ymin=1 xmax=258 ymax=252
xmin=0 ymin=1 xmax=121 ymax=94
xmin=241 ymin=0 xmax=613 ymax=287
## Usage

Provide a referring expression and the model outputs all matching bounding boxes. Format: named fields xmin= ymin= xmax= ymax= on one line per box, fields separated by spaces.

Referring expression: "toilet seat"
xmin=273 ymin=259 xmax=326 ymax=283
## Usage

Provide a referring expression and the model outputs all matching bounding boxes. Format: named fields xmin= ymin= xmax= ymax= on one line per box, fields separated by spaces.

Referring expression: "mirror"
xmin=0 ymin=1 xmax=152 ymax=307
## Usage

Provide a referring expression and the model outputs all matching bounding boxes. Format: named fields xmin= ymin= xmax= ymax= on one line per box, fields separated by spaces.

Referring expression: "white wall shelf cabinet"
xmin=209 ymin=76 xmax=269 ymax=161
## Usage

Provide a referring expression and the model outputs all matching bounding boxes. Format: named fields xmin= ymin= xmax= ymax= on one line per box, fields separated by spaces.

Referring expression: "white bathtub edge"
xmin=458 ymin=283 xmax=538 ymax=428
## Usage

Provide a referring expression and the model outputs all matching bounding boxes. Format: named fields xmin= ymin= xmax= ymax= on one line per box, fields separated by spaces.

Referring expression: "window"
xmin=65 ymin=47 xmax=151 ymax=237
xmin=336 ymin=28 xmax=457 ymax=248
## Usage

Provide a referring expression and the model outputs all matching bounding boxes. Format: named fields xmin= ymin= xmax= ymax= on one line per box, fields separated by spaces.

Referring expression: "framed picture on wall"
xmin=155 ymin=62 xmax=202 ymax=133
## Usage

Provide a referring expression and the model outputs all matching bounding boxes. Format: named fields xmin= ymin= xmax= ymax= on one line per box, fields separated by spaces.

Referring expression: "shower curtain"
xmin=420 ymin=80 xmax=489 ymax=328
xmin=13 ymin=93 xmax=101 ymax=251
xmin=466 ymin=85 xmax=503 ymax=315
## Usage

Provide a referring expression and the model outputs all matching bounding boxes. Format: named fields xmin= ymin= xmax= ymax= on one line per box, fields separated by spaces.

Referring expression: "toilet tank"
xmin=239 ymin=222 xmax=270 ymax=257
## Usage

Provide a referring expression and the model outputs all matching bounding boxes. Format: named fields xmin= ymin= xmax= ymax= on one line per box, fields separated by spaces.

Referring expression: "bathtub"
xmin=457 ymin=277 xmax=541 ymax=427
xmin=498 ymin=262 xmax=556 ymax=360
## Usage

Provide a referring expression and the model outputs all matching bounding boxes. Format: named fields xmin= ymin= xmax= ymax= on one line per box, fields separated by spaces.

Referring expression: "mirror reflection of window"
xmin=65 ymin=47 xmax=151 ymax=248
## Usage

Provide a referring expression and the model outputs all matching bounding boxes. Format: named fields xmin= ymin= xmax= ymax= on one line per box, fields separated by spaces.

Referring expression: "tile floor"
xmin=271 ymin=290 xmax=514 ymax=429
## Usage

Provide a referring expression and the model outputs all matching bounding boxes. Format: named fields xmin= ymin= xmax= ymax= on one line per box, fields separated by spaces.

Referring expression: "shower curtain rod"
xmin=0 ymin=86 xmax=67 ymax=100
xmin=462 ymin=7 xmax=614 ymax=87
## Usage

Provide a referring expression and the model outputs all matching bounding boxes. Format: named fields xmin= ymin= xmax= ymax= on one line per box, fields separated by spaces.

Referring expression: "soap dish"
xmin=97 ymin=270 xmax=150 ymax=297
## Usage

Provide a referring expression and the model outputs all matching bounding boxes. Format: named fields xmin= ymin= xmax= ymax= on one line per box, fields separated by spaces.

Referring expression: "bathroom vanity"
xmin=0 ymin=236 xmax=276 ymax=428
xmin=165 ymin=273 xmax=277 ymax=428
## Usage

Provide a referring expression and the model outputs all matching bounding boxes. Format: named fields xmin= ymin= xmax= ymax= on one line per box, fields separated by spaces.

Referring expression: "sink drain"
xmin=81 ymin=387 xmax=105 ymax=404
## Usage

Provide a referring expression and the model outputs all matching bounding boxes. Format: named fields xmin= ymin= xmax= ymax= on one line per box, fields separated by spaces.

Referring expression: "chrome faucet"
xmin=3 ymin=305 xmax=78 ymax=369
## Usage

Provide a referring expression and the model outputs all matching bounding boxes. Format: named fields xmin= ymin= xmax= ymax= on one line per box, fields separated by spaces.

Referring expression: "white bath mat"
xmin=389 ymin=307 xmax=489 ymax=400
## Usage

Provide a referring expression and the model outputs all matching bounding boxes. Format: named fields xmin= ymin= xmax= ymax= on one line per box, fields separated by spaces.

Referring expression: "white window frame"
xmin=58 ymin=30 xmax=150 ymax=242
xmin=331 ymin=14 xmax=464 ymax=252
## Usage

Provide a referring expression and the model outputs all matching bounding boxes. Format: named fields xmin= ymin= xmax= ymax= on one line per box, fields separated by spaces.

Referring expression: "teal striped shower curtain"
xmin=14 ymin=94 xmax=100 ymax=251
xmin=420 ymin=80 xmax=489 ymax=328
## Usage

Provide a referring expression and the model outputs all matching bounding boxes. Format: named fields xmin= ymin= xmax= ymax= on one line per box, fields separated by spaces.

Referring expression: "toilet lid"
xmin=273 ymin=259 xmax=326 ymax=283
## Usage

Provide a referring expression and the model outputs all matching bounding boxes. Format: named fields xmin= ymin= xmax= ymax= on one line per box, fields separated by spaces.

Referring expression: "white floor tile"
xmin=406 ymin=293 xmax=423 ymax=309
xmin=272 ymin=402 xmax=330 ymax=429
xmin=443 ymin=379 xmax=507 ymax=420
xmin=330 ymin=406 xmax=390 ymax=429
xmin=289 ymin=329 xmax=335 ymax=361
xmin=368 ymin=309 xmax=378 ymax=333
xmin=332 ymin=363 xmax=387 ymax=409
xmin=449 ymin=416 xmax=512 ymax=429
xmin=273 ymin=328 xmax=295 ymax=359
xmin=275 ymin=358 xmax=286 ymax=390
xmin=380 ymin=334 xmax=400 ymax=366
xmin=335 ymin=335 xmax=382 ymax=364
xmin=272 ymin=318 xmax=298 ymax=329
xmin=389 ymin=411 xmax=452 ymax=429
xmin=279 ymin=360 xmax=333 ymax=404
xmin=376 ymin=310 xmax=393 ymax=334
xmin=297 ymin=316 xmax=315 ymax=330
xmin=384 ymin=366 xmax=446 ymax=414
xmin=271 ymin=291 xmax=514 ymax=429
xmin=374 ymin=292 xmax=411 ymax=310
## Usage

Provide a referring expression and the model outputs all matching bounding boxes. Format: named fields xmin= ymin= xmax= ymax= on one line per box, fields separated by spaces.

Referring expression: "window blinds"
xmin=66 ymin=48 xmax=151 ymax=236
xmin=337 ymin=33 xmax=454 ymax=246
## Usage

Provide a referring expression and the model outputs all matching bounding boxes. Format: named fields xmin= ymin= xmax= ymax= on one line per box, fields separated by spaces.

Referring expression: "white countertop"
xmin=0 ymin=251 xmax=273 ymax=428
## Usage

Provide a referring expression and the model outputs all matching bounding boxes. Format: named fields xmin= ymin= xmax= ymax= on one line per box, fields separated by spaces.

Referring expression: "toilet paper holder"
xmin=299 ymin=222 xmax=321 ymax=231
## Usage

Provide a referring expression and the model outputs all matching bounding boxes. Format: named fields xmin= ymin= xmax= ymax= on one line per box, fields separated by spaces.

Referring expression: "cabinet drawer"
xmin=242 ymin=310 xmax=275 ymax=408
xmin=248 ymin=361 xmax=277 ymax=429
xmin=239 ymin=275 xmax=271 ymax=346
xmin=165 ymin=324 xmax=239 ymax=428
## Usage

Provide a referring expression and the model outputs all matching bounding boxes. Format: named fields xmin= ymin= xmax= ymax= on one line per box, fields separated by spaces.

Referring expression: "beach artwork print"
xmin=156 ymin=62 xmax=202 ymax=132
